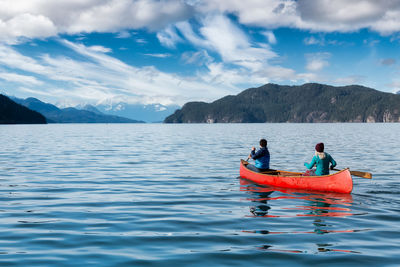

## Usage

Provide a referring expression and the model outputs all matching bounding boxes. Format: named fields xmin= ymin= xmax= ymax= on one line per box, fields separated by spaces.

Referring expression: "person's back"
xmin=249 ymin=139 xmax=270 ymax=172
xmin=304 ymin=143 xmax=336 ymax=176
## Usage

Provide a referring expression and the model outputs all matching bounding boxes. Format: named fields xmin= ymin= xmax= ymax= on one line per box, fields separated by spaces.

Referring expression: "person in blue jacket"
xmin=304 ymin=143 xmax=336 ymax=176
xmin=248 ymin=139 xmax=270 ymax=172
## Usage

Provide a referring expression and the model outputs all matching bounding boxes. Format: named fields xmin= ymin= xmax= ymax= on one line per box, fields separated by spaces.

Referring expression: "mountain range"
xmin=165 ymin=83 xmax=400 ymax=123
xmin=11 ymin=97 xmax=144 ymax=123
xmin=1 ymin=94 xmax=47 ymax=124
xmin=88 ymin=102 xmax=180 ymax=123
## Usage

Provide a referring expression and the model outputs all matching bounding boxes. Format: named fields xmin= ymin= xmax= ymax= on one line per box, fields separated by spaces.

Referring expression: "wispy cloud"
xmin=304 ymin=36 xmax=323 ymax=46
xmin=143 ymin=53 xmax=172 ymax=58
xmin=262 ymin=31 xmax=277 ymax=45
xmin=334 ymin=75 xmax=365 ymax=85
xmin=181 ymin=50 xmax=213 ymax=66
xmin=156 ymin=25 xmax=183 ymax=48
xmin=115 ymin=31 xmax=131 ymax=38
xmin=305 ymin=52 xmax=331 ymax=72
xmin=380 ymin=58 xmax=396 ymax=66
xmin=88 ymin=45 xmax=112 ymax=53
xmin=2 ymin=0 xmax=399 ymax=106
xmin=0 ymin=72 xmax=43 ymax=85
xmin=135 ymin=38 xmax=147 ymax=44
xmin=174 ymin=14 xmax=277 ymax=72
xmin=0 ymin=41 xmax=236 ymax=105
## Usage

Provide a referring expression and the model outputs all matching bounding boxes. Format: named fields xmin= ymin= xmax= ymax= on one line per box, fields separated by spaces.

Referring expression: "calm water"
xmin=0 ymin=123 xmax=399 ymax=266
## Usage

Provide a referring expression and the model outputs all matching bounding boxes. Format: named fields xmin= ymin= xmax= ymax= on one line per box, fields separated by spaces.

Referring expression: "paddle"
xmin=332 ymin=168 xmax=372 ymax=179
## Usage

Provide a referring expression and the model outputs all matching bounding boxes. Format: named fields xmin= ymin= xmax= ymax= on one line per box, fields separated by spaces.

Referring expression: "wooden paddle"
xmin=333 ymin=168 xmax=372 ymax=179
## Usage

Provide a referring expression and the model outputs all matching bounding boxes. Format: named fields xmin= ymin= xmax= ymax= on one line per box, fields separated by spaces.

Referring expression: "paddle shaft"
xmin=333 ymin=168 xmax=372 ymax=179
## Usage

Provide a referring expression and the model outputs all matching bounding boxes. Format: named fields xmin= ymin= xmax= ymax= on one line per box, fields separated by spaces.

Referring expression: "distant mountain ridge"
xmin=12 ymin=97 xmax=144 ymax=123
xmin=165 ymin=83 xmax=400 ymax=123
xmin=0 ymin=94 xmax=47 ymax=124
xmin=91 ymin=102 xmax=180 ymax=123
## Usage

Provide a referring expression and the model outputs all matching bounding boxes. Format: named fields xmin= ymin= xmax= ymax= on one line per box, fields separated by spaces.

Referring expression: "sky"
xmin=1 ymin=0 xmax=400 ymax=107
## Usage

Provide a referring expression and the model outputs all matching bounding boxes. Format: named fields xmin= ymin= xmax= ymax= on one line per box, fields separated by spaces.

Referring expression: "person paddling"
xmin=304 ymin=142 xmax=336 ymax=176
xmin=247 ymin=139 xmax=270 ymax=172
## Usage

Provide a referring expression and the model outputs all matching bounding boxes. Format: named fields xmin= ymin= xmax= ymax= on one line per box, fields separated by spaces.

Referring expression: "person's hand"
xmin=251 ymin=147 xmax=255 ymax=151
xmin=330 ymin=165 xmax=334 ymax=170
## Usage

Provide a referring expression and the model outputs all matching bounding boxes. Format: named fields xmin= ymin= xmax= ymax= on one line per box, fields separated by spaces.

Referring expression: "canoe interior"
xmin=241 ymin=159 xmax=316 ymax=177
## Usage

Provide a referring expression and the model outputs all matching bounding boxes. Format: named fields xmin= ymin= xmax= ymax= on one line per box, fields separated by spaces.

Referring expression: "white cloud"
xmin=143 ymin=53 xmax=172 ymax=58
xmin=305 ymin=52 xmax=331 ymax=72
xmin=115 ymin=31 xmax=131 ymax=38
xmin=0 ymin=72 xmax=43 ymax=85
xmin=88 ymin=45 xmax=112 ymax=53
xmin=135 ymin=38 xmax=147 ymax=44
xmin=306 ymin=60 xmax=328 ymax=72
xmin=0 ymin=45 xmax=48 ymax=73
xmin=193 ymin=0 xmax=400 ymax=34
xmin=156 ymin=25 xmax=183 ymax=48
xmin=164 ymin=14 xmax=318 ymax=89
xmin=1 ymin=0 xmax=400 ymax=45
xmin=194 ymin=0 xmax=299 ymax=29
xmin=262 ymin=31 xmax=277 ymax=45
xmin=0 ymin=41 xmax=239 ymax=105
xmin=181 ymin=50 xmax=213 ymax=66
xmin=175 ymin=21 xmax=209 ymax=47
xmin=175 ymin=14 xmax=277 ymax=72
xmin=257 ymin=66 xmax=296 ymax=81
xmin=0 ymin=13 xmax=57 ymax=44
xmin=0 ymin=0 xmax=193 ymax=43
xmin=334 ymin=75 xmax=365 ymax=85
xmin=296 ymin=72 xmax=323 ymax=83
xmin=304 ymin=36 xmax=323 ymax=45
xmin=202 ymin=62 xmax=269 ymax=88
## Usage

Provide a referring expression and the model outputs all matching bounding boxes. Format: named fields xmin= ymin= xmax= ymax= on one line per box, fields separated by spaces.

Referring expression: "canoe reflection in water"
xmin=239 ymin=178 xmax=367 ymax=254
xmin=240 ymin=178 xmax=354 ymax=218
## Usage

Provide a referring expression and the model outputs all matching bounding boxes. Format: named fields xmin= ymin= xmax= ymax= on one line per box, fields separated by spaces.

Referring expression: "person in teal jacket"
xmin=304 ymin=143 xmax=336 ymax=176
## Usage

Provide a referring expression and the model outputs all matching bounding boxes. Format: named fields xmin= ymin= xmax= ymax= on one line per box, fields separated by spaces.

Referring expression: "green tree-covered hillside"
xmin=165 ymin=83 xmax=400 ymax=123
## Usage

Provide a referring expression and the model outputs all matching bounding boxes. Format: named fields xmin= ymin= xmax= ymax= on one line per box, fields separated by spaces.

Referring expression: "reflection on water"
xmin=0 ymin=124 xmax=398 ymax=265
xmin=240 ymin=178 xmax=355 ymax=218
xmin=239 ymin=178 xmax=370 ymax=254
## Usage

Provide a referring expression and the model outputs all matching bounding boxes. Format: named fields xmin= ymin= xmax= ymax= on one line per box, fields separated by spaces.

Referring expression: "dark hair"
xmin=259 ymin=139 xmax=267 ymax=148
xmin=315 ymin=142 xmax=324 ymax=152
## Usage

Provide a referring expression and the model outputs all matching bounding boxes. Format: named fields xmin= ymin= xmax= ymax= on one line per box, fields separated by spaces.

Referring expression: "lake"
xmin=0 ymin=123 xmax=399 ymax=266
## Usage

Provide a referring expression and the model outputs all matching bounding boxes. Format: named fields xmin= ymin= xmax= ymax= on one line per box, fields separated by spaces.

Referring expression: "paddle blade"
xmin=332 ymin=168 xmax=372 ymax=179
xmin=350 ymin=170 xmax=372 ymax=179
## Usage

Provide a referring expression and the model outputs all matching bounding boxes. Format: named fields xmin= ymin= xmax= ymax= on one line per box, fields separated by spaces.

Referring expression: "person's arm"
xmin=329 ymin=154 xmax=337 ymax=169
xmin=251 ymin=149 xmax=265 ymax=160
xmin=304 ymin=156 xmax=317 ymax=169
xmin=249 ymin=147 xmax=256 ymax=159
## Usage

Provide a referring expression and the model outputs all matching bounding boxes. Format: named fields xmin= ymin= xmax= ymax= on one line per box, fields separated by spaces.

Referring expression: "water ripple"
xmin=0 ymin=124 xmax=399 ymax=266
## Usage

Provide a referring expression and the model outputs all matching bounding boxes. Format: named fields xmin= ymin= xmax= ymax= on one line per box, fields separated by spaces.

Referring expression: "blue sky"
xmin=1 ymin=0 xmax=400 ymax=107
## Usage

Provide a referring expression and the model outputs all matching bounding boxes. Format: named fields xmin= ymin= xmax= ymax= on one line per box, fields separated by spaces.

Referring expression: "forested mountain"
xmin=0 ymin=94 xmax=47 ymax=124
xmin=165 ymin=83 xmax=400 ymax=123
xmin=12 ymin=97 xmax=144 ymax=123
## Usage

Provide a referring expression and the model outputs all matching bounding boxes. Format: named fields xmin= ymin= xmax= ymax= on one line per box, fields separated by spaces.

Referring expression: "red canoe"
xmin=240 ymin=159 xmax=353 ymax=193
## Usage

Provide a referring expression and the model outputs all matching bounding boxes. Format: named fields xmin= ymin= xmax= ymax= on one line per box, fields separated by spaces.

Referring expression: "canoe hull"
xmin=240 ymin=160 xmax=353 ymax=193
